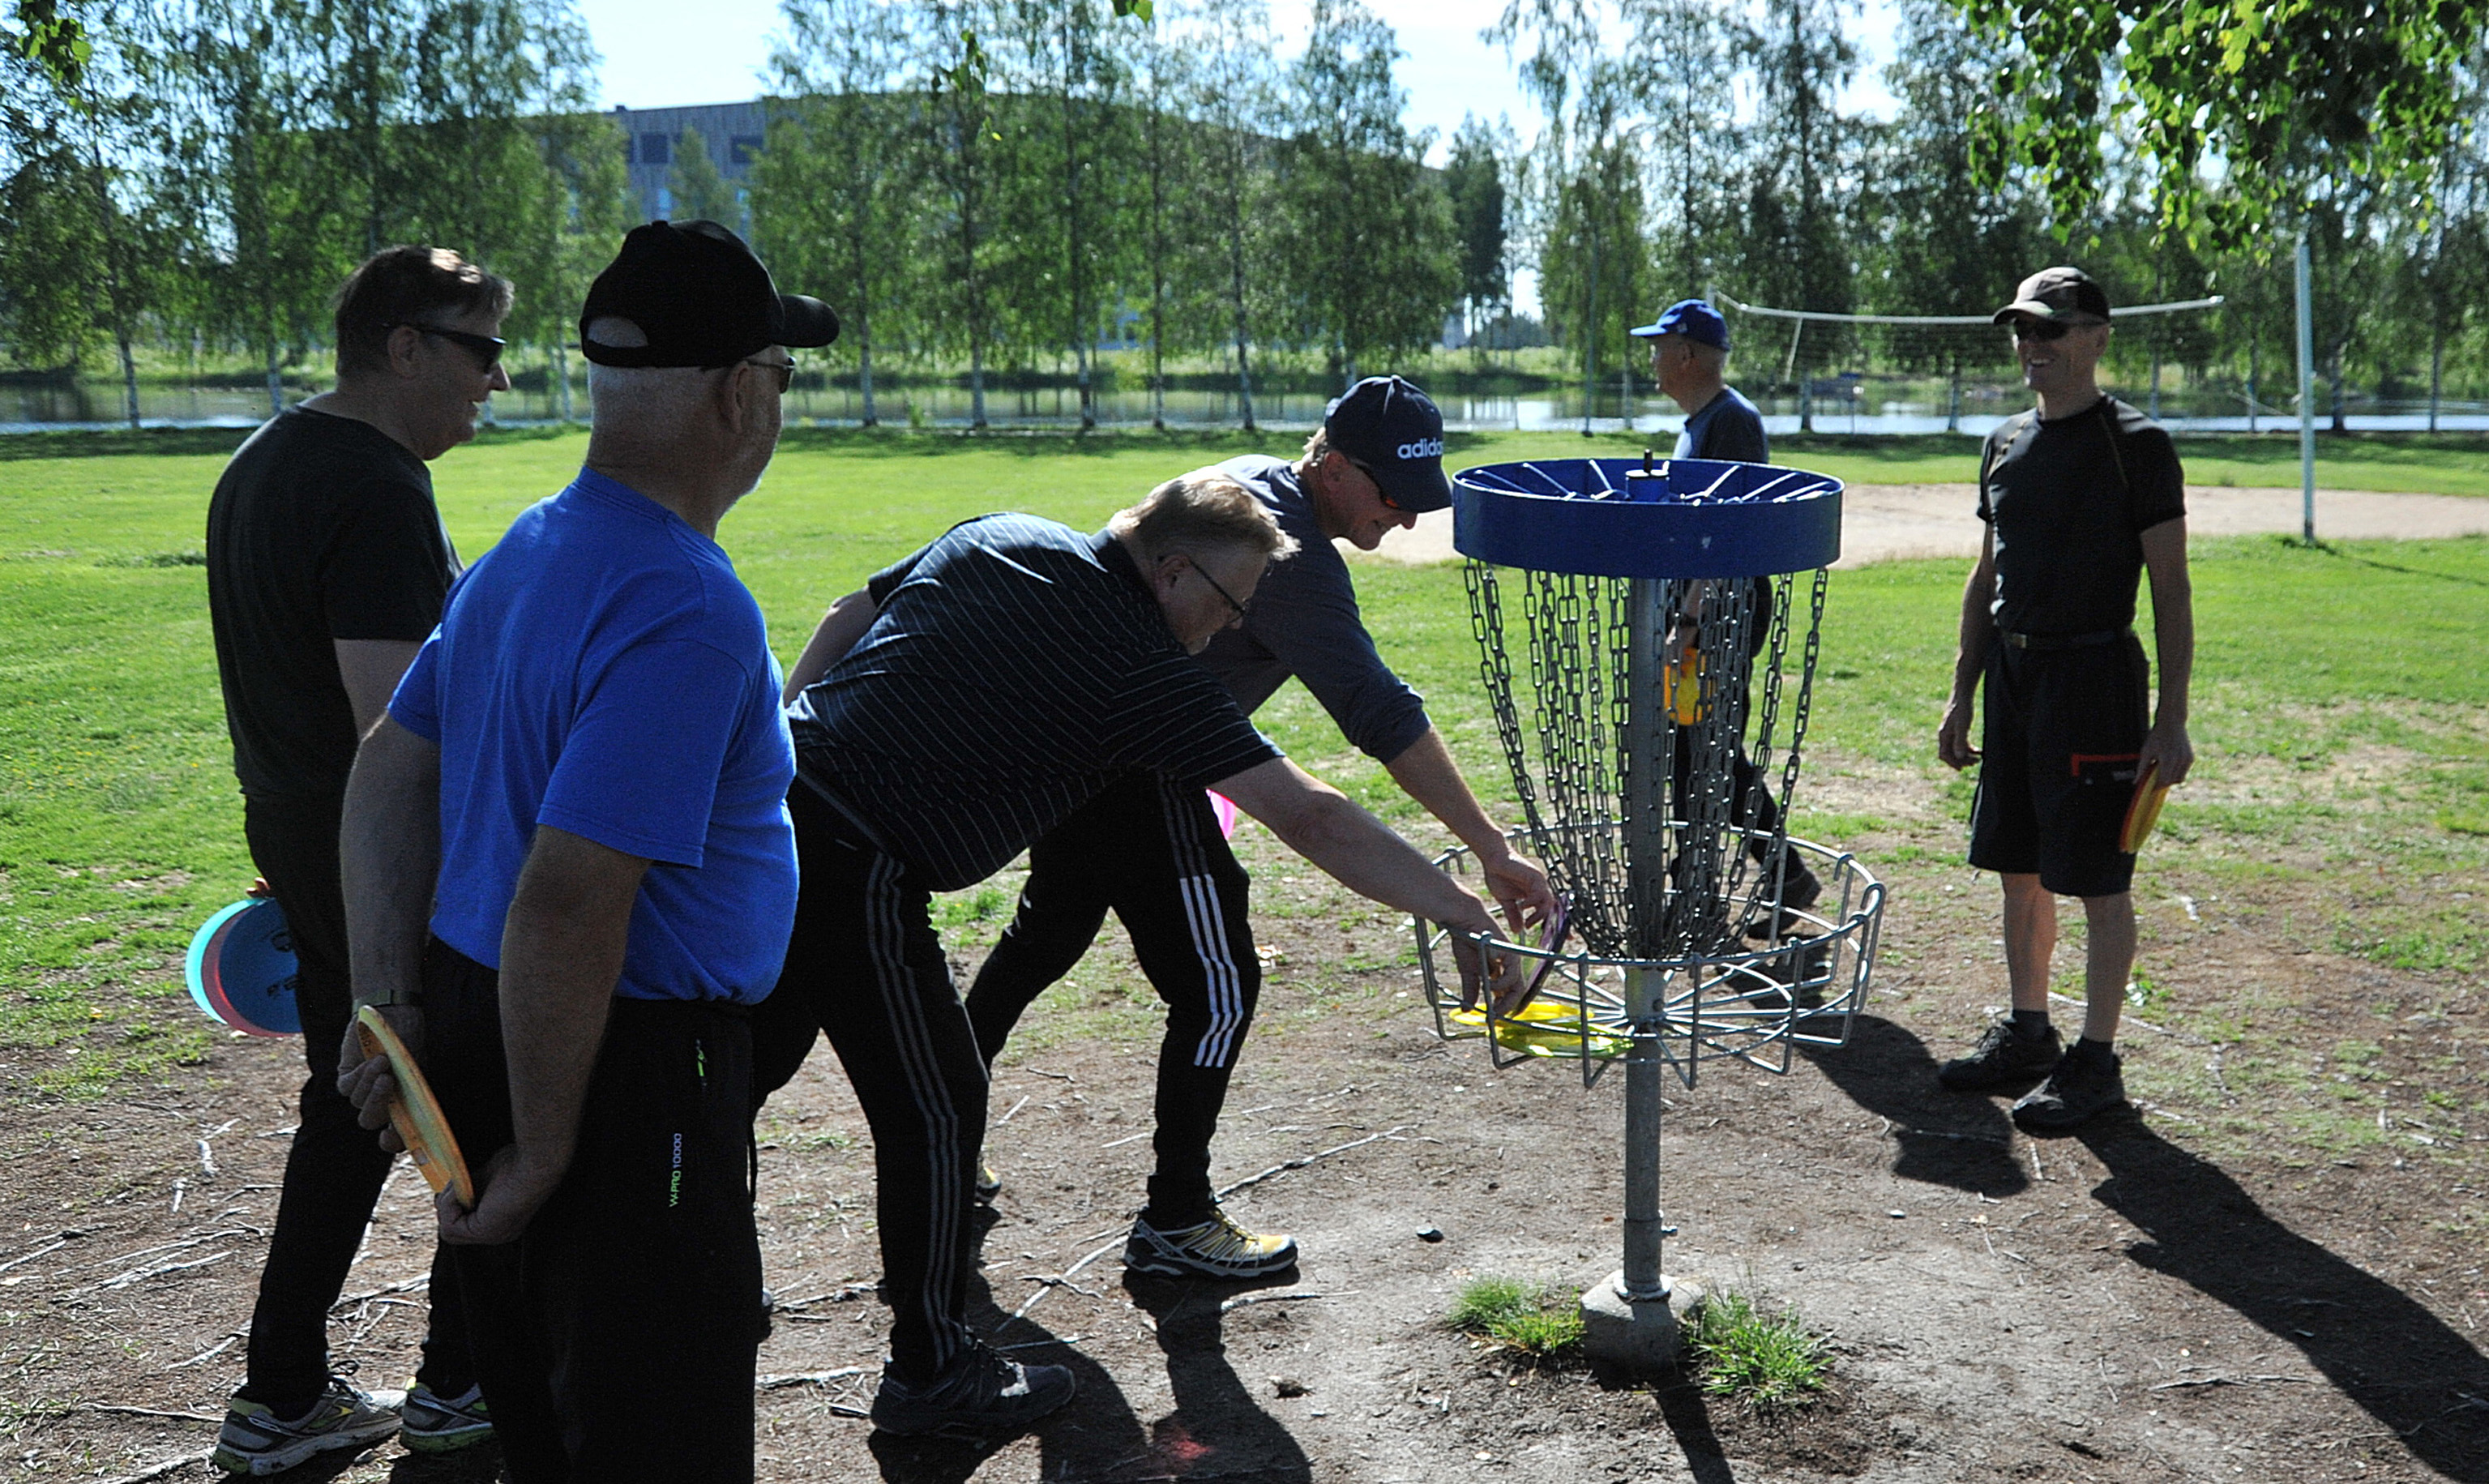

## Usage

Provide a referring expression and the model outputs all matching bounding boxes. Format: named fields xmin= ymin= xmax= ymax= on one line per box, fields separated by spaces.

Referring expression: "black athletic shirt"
xmin=787 ymin=514 xmax=1283 ymax=891
xmin=206 ymin=407 xmax=459 ymax=798
xmin=1978 ymin=396 xmax=2186 ymax=637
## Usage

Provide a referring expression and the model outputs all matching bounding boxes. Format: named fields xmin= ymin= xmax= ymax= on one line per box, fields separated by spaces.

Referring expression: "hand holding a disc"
xmin=438 ymin=1144 xmax=567 ymax=1247
xmin=338 ymin=1003 xmax=424 ymax=1153
xmin=2137 ymin=713 xmax=2192 ymax=789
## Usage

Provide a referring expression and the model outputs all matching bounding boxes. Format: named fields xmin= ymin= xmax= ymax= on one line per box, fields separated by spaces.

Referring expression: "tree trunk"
xmin=554 ymin=340 xmax=572 ymax=421
xmin=264 ymin=336 xmax=284 ymax=419
xmin=2328 ymin=342 xmax=2346 ymax=434
xmin=2429 ymin=322 xmax=2443 ymax=433
xmin=117 ymin=329 xmax=140 ymax=430
xmin=1230 ymin=223 xmax=1255 ymax=432
xmin=859 ymin=316 xmax=878 ymax=429
xmin=971 ymin=340 xmax=987 ymax=430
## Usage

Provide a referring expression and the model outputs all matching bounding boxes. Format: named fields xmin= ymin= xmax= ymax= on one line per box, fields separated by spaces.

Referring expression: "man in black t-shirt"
xmin=204 ymin=246 xmax=512 ymax=1476
xmin=1934 ymin=266 xmax=2196 ymax=1133
xmin=755 ymin=473 xmax=1520 ymax=1438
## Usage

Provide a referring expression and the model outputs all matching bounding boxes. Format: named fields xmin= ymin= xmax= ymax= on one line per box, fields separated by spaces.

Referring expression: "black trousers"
xmin=421 ymin=939 xmax=763 ymax=1484
xmin=237 ymin=791 xmax=470 ymax=1411
xmin=964 ymin=775 xmax=1259 ymax=1227
xmin=751 ymin=785 xmax=989 ymax=1383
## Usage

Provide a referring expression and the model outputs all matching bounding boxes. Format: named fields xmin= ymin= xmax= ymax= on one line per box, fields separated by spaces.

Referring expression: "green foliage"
xmin=1687 ymin=1289 xmax=1831 ymax=1407
xmin=1446 ymin=1276 xmax=1584 ymax=1358
xmin=666 ymin=127 xmax=740 ymax=227
xmin=1952 ymin=0 xmax=2485 ymax=247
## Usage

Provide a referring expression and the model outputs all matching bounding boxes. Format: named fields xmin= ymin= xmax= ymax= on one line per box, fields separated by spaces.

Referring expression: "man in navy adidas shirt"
xmin=337 ymin=220 xmax=836 ymax=1482
xmin=964 ymin=376 xmax=1555 ymax=1285
xmin=755 ymin=466 xmax=1526 ymax=1439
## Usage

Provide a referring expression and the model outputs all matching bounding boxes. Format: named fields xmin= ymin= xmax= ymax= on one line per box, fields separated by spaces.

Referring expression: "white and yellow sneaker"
xmin=1123 ymin=1208 xmax=1299 ymax=1280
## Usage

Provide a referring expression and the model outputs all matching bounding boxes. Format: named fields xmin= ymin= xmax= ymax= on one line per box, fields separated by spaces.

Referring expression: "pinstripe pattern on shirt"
xmin=789 ymin=515 xmax=1281 ymax=892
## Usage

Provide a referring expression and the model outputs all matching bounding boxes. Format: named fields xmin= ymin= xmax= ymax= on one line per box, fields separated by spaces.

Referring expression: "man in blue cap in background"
xmin=1633 ymin=298 xmax=1766 ymax=463
xmin=964 ymin=374 xmax=1555 ymax=1280
xmin=1629 ymin=300 xmax=1820 ymax=922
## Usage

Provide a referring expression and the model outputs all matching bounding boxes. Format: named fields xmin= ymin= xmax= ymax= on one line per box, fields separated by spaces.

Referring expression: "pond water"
xmin=9 ymin=376 xmax=2487 ymax=437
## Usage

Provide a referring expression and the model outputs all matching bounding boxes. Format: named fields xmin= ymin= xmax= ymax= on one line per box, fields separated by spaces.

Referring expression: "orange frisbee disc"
xmin=2119 ymin=759 xmax=2172 ymax=854
xmin=354 ymin=1006 xmax=475 ymax=1207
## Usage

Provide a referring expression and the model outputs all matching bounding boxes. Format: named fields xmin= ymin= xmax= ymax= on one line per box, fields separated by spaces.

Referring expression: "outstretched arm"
xmin=1214 ymin=756 xmax=1524 ymax=1012
xmin=1383 ymin=726 xmax=1555 ymax=934
xmin=2136 ymin=517 xmax=2194 ymax=785
xmin=782 ymin=588 xmax=879 ymax=704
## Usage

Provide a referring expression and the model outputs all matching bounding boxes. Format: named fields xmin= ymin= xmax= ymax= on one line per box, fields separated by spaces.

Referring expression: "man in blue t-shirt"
xmin=1630 ymin=301 xmax=1820 ymax=918
xmin=336 ymin=220 xmax=837 ymax=1483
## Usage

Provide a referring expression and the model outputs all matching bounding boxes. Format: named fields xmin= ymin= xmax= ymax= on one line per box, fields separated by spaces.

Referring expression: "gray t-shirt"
xmin=1194 ymin=455 xmax=1431 ymax=763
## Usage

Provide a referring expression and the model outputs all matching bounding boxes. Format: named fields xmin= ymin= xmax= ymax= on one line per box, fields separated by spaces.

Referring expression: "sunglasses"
xmin=2008 ymin=317 xmax=2101 ymax=343
xmin=389 ymin=323 xmax=505 ymax=372
xmin=741 ymin=356 xmax=796 ymax=393
xmin=1346 ymin=456 xmax=1407 ymax=511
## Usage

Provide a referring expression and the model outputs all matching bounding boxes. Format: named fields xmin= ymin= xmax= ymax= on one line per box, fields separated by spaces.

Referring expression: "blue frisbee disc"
xmin=184 ymin=897 xmax=301 ymax=1037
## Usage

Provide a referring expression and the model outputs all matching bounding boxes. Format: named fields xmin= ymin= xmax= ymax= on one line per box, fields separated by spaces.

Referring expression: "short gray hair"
xmin=1110 ymin=473 xmax=1299 ymax=567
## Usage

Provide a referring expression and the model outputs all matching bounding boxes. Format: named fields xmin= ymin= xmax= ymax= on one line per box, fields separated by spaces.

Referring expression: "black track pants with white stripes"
xmin=964 ymin=774 xmax=1261 ymax=1229
xmin=751 ymin=784 xmax=986 ymax=1381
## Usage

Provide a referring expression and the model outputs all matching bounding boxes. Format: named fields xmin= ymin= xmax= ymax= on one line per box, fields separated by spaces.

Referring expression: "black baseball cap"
xmin=1991 ymin=265 xmax=2111 ymax=325
xmin=1322 ymin=375 xmax=1452 ymax=513
xmin=579 ymin=219 xmax=839 ymax=368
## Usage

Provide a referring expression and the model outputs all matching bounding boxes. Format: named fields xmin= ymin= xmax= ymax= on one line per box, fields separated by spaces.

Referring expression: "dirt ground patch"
xmin=3 ymin=785 xmax=2486 ymax=1483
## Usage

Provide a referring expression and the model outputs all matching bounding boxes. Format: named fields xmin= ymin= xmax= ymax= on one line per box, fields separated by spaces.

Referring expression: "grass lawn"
xmin=2 ymin=426 xmax=2483 ymax=1110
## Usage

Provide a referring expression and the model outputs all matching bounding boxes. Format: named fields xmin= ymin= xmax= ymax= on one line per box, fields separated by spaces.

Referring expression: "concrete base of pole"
xmin=1580 ymin=1271 xmax=1707 ymax=1376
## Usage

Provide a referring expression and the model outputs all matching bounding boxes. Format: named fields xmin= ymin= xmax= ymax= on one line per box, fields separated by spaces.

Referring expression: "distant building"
xmin=611 ymin=100 xmax=770 ymax=224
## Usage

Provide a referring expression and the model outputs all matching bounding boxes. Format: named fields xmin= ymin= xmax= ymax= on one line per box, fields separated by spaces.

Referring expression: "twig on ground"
xmin=2148 ymin=1373 xmax=2310 ymax=1391
xmin=1007 ymin=1238 xmax=1125 ymax=1324
xmin=757 ymin=1367 xmax=868 ymax=1390
xmin=331 ymin=1273 xmax=430 ymax=1311
xmin=0 ymin=1238 xmax=72 ymax=1277
xmin=1020 ymin=1067 xmax=1076 ymax=1083
xmin=196 ymin=1118 xmax=236 ymax=1178
xmin=95 ymin=1448 xmax=216 ymax=1484
xmin=995 ymin=1334 xmax=1087 ymax=1351
xmin=168 ymin=1180 xmax=186 ymax=1217
xmin=996 ymin=1095 xmax=1031 ymax=1125
xmin=1017 ymin=1274 xmax=1101 ymax=1300
xmin=772 ymin=1282 xmax=878 ymax=1312
xmin=90 ymin=1251 xmax=233 ymax=1292
xmin=1217 ymin=1126 xmax=1413 ymax=1200
xmin=1100 ymin=1130 xmax=1148 ymax=1148
xmin=165 ymin=1333 xmax=242 ymax=1370
xmin=1220 ymin=1291 xmax=1334 ymax=1314
xmin=82 ymin=1402 xmax=222 ymax=1423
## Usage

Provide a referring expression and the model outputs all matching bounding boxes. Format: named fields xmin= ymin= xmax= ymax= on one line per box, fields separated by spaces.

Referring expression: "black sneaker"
xmin=868 ymin=1342 xmax=1076 ymax=1438
xmin=399 ymin=1381 xmax=492 ymax=1454
xmin=1937 ymin=1020 xmax=2063 ymax=1091
xmin=2013 ymin=1046 xmax=2127 ymax=1131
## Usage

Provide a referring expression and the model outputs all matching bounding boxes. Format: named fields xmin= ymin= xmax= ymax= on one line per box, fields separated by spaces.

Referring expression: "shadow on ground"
xmin=2073 ymin=1114 xmax=2489 ymax=1483
xmin=1798 ymin=1014 xmax=2031 ymax=1195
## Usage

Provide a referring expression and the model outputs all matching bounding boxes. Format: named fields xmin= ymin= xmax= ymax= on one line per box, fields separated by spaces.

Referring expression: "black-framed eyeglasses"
xmin=2008 ymin=318 xmax=2081 ymax=343
xmin=741 ymin=356 xmax=795 ymax=393
xmin=387 ymin=323 xmax=505 ymax=372
xmin=1184 ymin=555 xmax=1251 ymax=625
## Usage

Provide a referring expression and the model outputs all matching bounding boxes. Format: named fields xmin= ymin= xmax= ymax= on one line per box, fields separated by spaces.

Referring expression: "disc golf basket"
xmin=1412 ymin=454 xmax=1887 ymax=1366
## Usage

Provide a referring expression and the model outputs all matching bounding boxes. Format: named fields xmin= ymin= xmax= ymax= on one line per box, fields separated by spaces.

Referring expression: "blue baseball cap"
xmin=1323 ymin=375 xmax=1452 ymax=513
xmin=1629 ymin=299 xmax=1730 ymax=352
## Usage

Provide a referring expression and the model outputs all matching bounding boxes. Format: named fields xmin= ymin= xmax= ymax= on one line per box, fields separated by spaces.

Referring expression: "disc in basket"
xmin=2119 ymin=759 xmax=2171 ymax=854
xmin=354 ymin=1006 xmax=476 ymax=1207
xmin=184 ymin=898 xmax=301 ymax=1037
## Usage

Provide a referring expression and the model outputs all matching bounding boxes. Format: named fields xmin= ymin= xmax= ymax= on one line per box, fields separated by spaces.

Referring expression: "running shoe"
xmin=2013 ymin=1044 xmax=2128 ymax=1131
xmin=1123 ymin=1208 xmax=1299 ymax=1280
xmin=1937 ymin=1020 xmax=2063 ymax=1092
xmin=975 ymin=1161 xmax=1002 ymax=1204
xmin=869 ymin=1341 xmax=1076 ymax=1437
xmin=399 ymin=1381 xmax=493 ymax=1454
xmin=211 ymin=1377 xmax=402 ymax=1477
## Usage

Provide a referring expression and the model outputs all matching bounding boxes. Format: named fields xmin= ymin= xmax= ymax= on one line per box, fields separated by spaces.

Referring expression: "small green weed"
xmin=1686 ymin=1289 xmax=1831 ymax=1409
xmin=1447 ymin=1276 xmax=1584 ymax=1360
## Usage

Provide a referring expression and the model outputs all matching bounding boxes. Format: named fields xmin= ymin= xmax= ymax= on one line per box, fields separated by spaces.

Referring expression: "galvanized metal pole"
xmin=2295 ymin=235 xmax=2317 ymax=544
xmin=1620 ymin=577 xmax=1668 ymax=1299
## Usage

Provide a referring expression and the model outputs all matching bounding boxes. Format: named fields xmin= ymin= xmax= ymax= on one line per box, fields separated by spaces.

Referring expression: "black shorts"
xmin=1967 ymin=634 xmax=2149 ymax=898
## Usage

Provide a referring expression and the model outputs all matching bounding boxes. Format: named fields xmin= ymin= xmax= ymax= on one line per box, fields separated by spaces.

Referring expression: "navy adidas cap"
xmin=1323 ymin=375 xmax=1452 ymax=513
xmin=1629 ymin=298 xmax=1730 ymax=352
xmin=580 ymin=219 xmax=839 ymax=369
